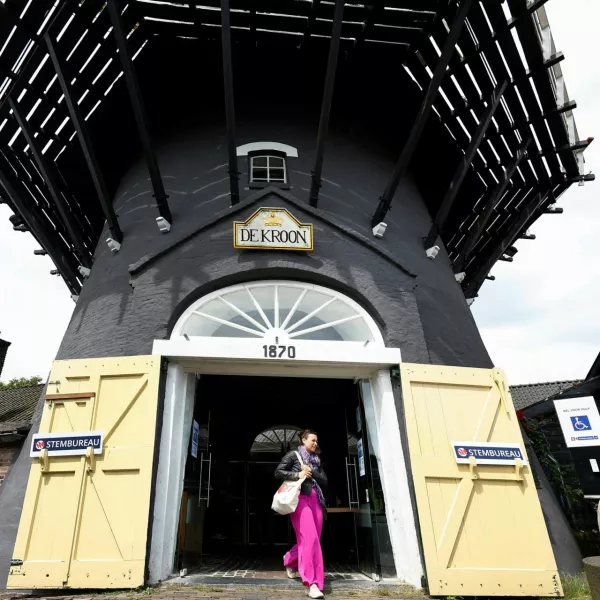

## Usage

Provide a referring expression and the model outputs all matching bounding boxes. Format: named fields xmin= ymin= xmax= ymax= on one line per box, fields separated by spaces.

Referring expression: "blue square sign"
xmin=571 ymin=415 xmax=591 ymax=431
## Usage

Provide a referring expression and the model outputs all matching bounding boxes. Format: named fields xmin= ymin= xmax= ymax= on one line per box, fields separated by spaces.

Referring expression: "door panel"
xmin=401 ymin=363 xmax=562 ymax=597
xmin=345 ymin=384 xmax=381 ymax=581
xmin=8 ymin=356 xmax=161 ymax=590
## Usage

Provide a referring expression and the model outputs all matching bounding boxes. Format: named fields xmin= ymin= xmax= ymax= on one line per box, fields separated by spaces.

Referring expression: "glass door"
xmin=346 ymin=382 xmax=382 ymax=581
xmin=177 ymin=396 xmax=211 ymax=571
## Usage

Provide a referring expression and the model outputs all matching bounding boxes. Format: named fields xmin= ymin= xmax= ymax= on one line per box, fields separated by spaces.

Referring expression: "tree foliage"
xmin=0 ymin=376 xmax=43 ymax=390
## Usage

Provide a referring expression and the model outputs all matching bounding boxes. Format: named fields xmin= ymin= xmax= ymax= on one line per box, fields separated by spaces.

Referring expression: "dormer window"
xmin=237 ymin=142 xmax=297 ymax=189
xmin=249 ymin=153 xmax=288 ymax=187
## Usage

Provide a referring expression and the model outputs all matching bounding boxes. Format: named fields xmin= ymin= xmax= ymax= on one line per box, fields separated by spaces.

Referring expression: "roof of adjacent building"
xmin=510 ymin=380 xmax=583 ymax=411
xmin=0 ymin=384 xmax=44 ymax=435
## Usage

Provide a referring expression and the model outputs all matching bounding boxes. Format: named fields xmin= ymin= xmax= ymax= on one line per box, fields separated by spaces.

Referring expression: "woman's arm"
xmin=275 ymin=452 xmax=300 ymax=482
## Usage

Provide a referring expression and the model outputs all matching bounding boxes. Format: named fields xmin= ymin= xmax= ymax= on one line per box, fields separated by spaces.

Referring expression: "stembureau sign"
xmin=451 ymin=441 xmax=527 ymax=466
xmin=30 ymin=431 xmax=104 ymax=457
xmin=234 ymin=207 xmax=313 ymax=251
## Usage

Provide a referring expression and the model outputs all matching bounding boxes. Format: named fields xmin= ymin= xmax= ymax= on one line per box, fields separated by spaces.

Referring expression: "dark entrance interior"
xmin=176 ymin=374 xmax=394 ymax=581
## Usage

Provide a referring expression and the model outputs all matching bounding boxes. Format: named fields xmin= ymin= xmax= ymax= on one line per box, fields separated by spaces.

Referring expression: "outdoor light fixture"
xmin=78 ymin=266 xmax=91 ymax=278
xmin=372 ymin=222 xmax=387 ymax=238
xmin=33 ymin=249 xmax=47 ymax=255
xmin=106 ymin=238 xmax=121 ymax=253
xmin=455 ymin=272 xmax=466 ymax=283
xmin=426 ymin=245 xmax=440 ymax=260
xmin=156 ymin=216 xmax=171 ymax=233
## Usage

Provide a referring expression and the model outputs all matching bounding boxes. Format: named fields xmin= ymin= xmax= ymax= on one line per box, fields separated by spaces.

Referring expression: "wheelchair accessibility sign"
xmin=571 ymin=415 xmax=591 ymax=431
xmin=555 ymin=397 xmax=600 ymax=448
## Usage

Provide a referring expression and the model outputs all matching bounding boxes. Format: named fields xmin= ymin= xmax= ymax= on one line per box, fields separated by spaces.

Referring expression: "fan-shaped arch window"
xmin=251 ymin=425 xmax=302 ymax=455
xmin=172 ymin=281 xmax=383 ymax=344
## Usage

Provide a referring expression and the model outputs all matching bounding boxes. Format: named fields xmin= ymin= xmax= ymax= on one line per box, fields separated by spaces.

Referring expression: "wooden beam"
xmin=453 ymin=137 xmax=532 ymax=272
xmin=372 ymin=0 xmax=473 ymax=227
xmin=45 ymin=35 xmax=123 ymax=244
xmin=424 ymin=79 xmax=508 ymax=249
xmin=107 ymin=0 xmax=172 ymax=223
xmin=220 ymin=0 xmax=240 ymax=205
xmin=8 ymin=97 xmax=92 ymax=267
xmin=309 ymin=0 xmax=344 ymax=208
xmin=463 ymin=187 xmax=549 ymax=296
xmin=0 ymin=152 xmax=82 ymax=293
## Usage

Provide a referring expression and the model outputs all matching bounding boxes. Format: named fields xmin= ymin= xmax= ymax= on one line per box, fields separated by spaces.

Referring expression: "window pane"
xmin=269 ymin=169 xmax=285 ymax=182
xmin=252 ymin=156 xmax=268 ymax=167
xmin=269 ymin=156 xmax=284 ymax=168
xmin=252 ymin=168 xmax=268 ymax=181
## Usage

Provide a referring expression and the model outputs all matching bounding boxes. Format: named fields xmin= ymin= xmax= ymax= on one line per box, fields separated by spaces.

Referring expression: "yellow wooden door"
xmin=401 ymin=363 xmax=562 ymax=597
xmin=8 ymin=356 xmax=162 ymax=590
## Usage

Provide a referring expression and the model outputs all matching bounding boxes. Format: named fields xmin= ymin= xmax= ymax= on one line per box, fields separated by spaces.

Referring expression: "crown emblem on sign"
xmin=262 ymin=211 xmax=283 ymax=227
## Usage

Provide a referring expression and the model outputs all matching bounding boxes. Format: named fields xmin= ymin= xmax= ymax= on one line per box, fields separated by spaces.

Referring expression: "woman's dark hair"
xmin=298 ymin=429 xmax=318 ymax=443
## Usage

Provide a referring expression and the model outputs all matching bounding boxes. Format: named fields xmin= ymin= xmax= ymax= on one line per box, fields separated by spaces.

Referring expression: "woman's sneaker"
xmin=285 ymin=566 xmax=299 ymax=579
xmin=307 ymin=584 xmax=324 ymax=598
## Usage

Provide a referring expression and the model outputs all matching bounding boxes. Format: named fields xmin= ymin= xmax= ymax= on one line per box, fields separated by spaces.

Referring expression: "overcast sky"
xmin=0 ymin=0 xmax=597 ymax=385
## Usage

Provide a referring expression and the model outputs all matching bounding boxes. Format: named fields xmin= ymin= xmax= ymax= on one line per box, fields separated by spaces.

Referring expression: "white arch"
xmin=236 ymin=141 xmax=299 ymax=157
xmin=171 ymin=280 xmax=384 ymax=346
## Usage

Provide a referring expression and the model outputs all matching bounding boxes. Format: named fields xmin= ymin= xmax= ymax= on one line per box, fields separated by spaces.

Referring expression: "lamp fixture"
xmin=426 ymin=245 xmax=440 ymax=260
xmin=373 ymin=221 xmax=387 ymax=237
xmin=106 ymin=237 xmax=121 ymax=253
xmin=78 ymin=266 xmax=91 ymax=278
xmin=372 ymin=222 xmax=387 ymax=238
xmin=156 ymin=216 xmax=171 ymax=233
xmin=455 ymin=272 xmax=466 ymax=283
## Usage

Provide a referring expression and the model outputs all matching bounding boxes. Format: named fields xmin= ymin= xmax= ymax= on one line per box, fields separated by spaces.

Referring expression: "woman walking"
xmin=275 ymin=429 xmax=328 ymax=599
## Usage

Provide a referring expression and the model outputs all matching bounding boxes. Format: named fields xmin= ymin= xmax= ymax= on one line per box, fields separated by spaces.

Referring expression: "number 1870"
xmin=263 ymin=345 xmax=296 ymax=359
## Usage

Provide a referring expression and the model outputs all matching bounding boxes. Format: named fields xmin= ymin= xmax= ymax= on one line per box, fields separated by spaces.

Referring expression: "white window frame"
xmin=249 ymin=154 xmax=287 ymax=184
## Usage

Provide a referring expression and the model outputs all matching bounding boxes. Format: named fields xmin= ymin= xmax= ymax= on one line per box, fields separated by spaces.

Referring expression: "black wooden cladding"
xmin=0 ymin=0 xmax=589 ymax=297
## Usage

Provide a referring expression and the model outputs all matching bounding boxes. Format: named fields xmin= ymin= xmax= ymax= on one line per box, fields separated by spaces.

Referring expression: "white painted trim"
xmin=153 ymin=338 xmax=400 ymax=378
xmin=148 ymin=364 xmax=195 ymax=583
xmin=172 ymin=280 xmax=385 ymax=346
xmin=367 ymin=371 xmax=423 ymax=586
xmin=148 ymin=359 xmax=423 ymax=587
xmin=236 ymin=141 xmax=298 ymax=157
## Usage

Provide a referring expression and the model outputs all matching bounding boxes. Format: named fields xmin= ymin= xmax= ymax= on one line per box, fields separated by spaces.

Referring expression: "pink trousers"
xmin=283 ymin=488 xmax=324 ymax=590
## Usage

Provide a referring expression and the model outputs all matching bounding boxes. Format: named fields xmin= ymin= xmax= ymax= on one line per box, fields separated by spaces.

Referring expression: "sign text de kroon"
xmin=234 ymin=207 xmax=314 ymax=251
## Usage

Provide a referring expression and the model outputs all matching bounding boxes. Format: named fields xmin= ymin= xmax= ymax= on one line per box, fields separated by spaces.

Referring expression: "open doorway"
xmin=175 ymin=375 xmax=395 ymax=581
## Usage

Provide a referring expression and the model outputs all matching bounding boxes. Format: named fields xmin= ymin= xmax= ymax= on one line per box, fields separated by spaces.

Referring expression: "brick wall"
xmin=0 ymin=446 xmax=19 ymax=487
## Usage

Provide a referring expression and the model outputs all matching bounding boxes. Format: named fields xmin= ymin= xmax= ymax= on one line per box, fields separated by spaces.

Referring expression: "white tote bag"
xmin=272 ymin=451 xmax=306 ymax=515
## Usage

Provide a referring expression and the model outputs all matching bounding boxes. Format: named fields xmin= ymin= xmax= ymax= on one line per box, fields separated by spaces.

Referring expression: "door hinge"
xmin=10 ymin=559 xmax=23 ymax=566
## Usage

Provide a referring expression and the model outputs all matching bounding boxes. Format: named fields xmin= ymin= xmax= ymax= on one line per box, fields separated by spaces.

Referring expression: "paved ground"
xmin=0 ymin=586 xmax=423 ymax=600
